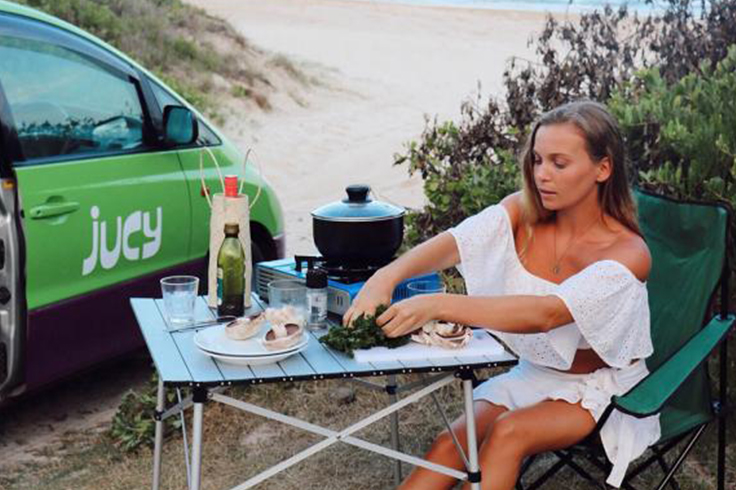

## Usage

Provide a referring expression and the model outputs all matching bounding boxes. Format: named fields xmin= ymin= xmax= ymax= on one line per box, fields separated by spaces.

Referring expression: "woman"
xmin=343 ymin=100 xmax=660 ymax=490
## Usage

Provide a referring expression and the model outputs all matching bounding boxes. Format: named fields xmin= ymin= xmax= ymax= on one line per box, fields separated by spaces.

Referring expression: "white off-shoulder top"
xmin=449 ymin=203 xmax=661 ymax=487
xmin=449 ymin=203 xmax=654 ymax=370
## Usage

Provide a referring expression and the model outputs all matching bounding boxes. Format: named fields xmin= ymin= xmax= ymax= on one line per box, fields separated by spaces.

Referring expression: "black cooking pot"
xmin=311 ymin=184 xmax=405 ymax=264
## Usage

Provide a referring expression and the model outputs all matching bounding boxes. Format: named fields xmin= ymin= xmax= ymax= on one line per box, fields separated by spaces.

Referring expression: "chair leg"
xmin=717 ymin=338 xmax=728 ymax=490
xmin=554 ymin=451 xmax=608 ymax=490
xmin=624 ymin=435 xmax=687 ymax=481
xmin=516 ymin=455 xmax=537 ymax=490
xmin=523 ymin=459 xmax=568 ymax=490
xmin=655 ymin=424 xmax=707 ymax=490
xmin=655 ymin=453 xmax=681 ymax=490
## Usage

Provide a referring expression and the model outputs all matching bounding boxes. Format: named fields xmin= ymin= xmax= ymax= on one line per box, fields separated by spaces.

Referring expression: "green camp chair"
xmin=516 ymin=189 xmax=734 ymax=490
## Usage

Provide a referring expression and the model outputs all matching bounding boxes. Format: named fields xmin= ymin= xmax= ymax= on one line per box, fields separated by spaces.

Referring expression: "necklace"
xmin=552 ymin=216 xmax=600 ymax=275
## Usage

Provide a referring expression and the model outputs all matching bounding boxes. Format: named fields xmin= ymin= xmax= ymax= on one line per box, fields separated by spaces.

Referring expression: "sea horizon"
xmin=348 ymin=0 xmax=671 ymax=13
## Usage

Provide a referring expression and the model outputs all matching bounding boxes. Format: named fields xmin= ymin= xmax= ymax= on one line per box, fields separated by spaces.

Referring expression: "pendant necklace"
xmin=552 ymin=216 xmax=600 ymax=275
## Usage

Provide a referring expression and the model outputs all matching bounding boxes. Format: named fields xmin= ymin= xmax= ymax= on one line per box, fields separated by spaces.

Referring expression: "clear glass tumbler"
xmin=160 ymin=275 xmax=199 ymax=326
xmin=268 ymin=279 xmax=307 ymax=323
xmin=407 ymin=280 xmax=446 ymax=297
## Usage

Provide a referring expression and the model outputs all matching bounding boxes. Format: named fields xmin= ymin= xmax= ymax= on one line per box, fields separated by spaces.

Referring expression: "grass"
xmin=1 ymin=368 xmax=733 ymax=490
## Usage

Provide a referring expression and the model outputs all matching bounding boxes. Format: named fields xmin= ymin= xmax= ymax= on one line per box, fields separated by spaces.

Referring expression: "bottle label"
xmin=216 ymin=267 xmax=223 ymax=306
xmin=307 ymin=291 xmax=328 ymax=325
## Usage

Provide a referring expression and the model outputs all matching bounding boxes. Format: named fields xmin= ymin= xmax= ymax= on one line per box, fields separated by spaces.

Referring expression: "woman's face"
xmin=532 ymin=122 xmax=610 ymax=211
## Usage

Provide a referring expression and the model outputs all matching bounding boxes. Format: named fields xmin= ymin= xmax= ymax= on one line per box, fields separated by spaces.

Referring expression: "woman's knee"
xmin=485 ymin=412 xmax=529 ymax=456
xmin=431 ymin=427 xmax=465 ymax=458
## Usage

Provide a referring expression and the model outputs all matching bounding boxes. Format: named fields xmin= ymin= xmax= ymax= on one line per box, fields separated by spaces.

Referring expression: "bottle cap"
xmin=224 ymin=222 xmax=239 ymax=235
xmin=306 ymin=268 xmax=327 ymax=288
xmin=224 ymin=175 xmax=238 ymax=197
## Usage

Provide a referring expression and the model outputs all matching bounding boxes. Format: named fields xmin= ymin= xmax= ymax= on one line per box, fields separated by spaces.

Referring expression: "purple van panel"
xmin=24 ymin=257 xmax=207 ymax=392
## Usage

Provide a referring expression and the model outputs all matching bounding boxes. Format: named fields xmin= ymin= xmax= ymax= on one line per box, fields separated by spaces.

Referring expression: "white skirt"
xmin=473 ymin=359 xmax=661 ymax=487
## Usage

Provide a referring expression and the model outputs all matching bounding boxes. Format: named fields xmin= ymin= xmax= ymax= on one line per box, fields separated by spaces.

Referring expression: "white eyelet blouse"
xmin=449 ymin=203 xmax=654 ymax=370
xmin=449 ymin=204 xmax=661 ymax=487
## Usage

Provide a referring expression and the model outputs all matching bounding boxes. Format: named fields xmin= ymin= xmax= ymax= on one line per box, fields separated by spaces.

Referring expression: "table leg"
xmin=463 ymin=377 xmax=481 ymax=490
xmin=190 ymin=400 xmax=205 ymax=490
xmin=387 ymin=375 xmax=402 ymax=485
xmin=152 ymin=377 xmax=165 ymax=490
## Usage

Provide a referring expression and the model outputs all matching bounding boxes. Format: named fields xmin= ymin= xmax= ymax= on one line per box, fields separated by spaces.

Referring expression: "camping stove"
xmin=255 ymin=256 xmax=442 ymax=316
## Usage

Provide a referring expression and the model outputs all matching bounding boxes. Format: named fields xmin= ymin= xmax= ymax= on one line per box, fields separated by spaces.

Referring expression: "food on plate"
xmin=224 ymin=313 xmax=265 ymax=340
xmin=411 ymin=321 xmax=472 ymax=349
xmin=319 ymin=304 xmax=409 ymax=357
xmin=262 ymin=322 xmax=304 ymax=351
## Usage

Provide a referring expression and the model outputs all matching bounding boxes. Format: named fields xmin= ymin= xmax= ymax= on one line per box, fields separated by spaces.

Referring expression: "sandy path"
xmin=188 ymin=0 xmax=558 ymax=256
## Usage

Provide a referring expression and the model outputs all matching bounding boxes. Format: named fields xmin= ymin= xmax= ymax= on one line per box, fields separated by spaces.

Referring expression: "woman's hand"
xmin=378 ymin=294 xmax=443 ymax=338
xmin=342 ymin=270 xmax=396 ymax=327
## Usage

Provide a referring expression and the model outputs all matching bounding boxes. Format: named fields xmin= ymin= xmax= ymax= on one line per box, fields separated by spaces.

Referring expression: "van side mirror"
xmin=163 ymin=106 xmax=198 ymax=146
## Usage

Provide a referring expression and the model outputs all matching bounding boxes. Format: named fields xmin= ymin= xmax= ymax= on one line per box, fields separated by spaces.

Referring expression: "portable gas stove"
xmin=255 ymin=256 xmax=442 ymax=316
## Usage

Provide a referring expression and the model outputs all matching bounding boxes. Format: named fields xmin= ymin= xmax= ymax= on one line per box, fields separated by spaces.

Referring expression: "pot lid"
xmin=311 ymin=184 xmax=405 ymax=222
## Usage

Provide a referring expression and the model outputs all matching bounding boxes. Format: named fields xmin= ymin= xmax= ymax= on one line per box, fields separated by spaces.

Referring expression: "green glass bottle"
xmin=217 ymin=222 xmax=245 ymax=317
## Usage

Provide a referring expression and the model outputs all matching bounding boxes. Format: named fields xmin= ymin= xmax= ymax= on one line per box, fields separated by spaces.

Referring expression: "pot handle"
xmin=344 ymin=184 xmax=372 ymax=203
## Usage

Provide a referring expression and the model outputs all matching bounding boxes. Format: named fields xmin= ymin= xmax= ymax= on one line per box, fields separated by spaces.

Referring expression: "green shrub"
xmin=109 ymin=372 xmax=181 ymax=453
xmin=395 ymin=110 xmax=520 ymax=245
xmin=610 ymin=46 xmax=736 ymax=207
xmin=14 ymin=0 xmax=275 ymax=118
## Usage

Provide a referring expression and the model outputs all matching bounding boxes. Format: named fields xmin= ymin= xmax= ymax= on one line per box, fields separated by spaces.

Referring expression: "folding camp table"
xmin=130 ymin=294 xmax=517 ymax=490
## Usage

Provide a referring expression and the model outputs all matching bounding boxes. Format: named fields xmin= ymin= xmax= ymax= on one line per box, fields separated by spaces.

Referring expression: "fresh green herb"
xmin=319 ymin=305 xmax=409 ymax=357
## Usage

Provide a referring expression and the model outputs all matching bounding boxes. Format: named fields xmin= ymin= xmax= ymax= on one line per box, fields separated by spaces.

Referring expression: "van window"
xmin=0 ymin=35 xmax=146 ymax=164
xmin=149 ymin=80 xmax=220 ymax=146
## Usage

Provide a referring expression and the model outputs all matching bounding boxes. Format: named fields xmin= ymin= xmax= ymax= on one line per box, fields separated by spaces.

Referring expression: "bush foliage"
xmin=610 ymin=45 xmax=736 ymax=208
xmin=395 ymin=0 xmax=736 ymax=244
xmin=14 ymin=0 xmax=273 ymax=118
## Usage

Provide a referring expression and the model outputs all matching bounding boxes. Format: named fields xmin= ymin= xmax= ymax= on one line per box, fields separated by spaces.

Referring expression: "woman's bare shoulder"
xmin=601 ymin=227 xmax=652 ymax=282
xmin=500 ymin=191 xmax=523 ymax=232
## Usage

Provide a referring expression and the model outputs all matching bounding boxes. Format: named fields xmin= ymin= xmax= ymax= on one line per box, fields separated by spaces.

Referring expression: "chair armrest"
xmin=611 ymin=314 xmax=735 ymax=418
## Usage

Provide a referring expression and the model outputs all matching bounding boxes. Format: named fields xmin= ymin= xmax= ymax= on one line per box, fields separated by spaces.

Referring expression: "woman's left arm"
xmin=379 ymin=294 xmax=572 ymax=338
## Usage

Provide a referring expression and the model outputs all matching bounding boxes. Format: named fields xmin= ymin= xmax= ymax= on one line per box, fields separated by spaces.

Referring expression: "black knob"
xmin=344 ymin=184 xmax=371 ymax=203
xmin=0 ymin=287 xmax=11 ymax=305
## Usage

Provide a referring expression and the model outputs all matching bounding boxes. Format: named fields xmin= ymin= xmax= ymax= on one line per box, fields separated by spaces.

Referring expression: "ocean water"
xmin=351 ymin=0 xmax=665 ymax=13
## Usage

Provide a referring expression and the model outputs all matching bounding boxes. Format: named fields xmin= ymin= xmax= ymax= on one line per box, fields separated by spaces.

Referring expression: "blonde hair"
xmin=518 ymin=100 xmax=641 ymax=256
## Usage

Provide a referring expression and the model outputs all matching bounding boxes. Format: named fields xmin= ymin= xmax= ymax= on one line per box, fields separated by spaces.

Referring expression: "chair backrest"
xmin=635 ymin=189 xmax=729 ymax=441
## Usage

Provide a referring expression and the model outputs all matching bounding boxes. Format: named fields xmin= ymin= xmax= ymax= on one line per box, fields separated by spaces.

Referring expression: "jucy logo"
xmin=82 ymin=206 xmax=163 ymax=275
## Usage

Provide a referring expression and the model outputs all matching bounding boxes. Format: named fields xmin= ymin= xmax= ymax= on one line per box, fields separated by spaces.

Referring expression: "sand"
xmin=185 ymin=0 xmax=564 ymax=256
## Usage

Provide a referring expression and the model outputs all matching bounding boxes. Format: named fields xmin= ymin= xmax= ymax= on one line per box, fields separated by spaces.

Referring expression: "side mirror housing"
xmin=163 ymin=105 xmax=198 ymax=146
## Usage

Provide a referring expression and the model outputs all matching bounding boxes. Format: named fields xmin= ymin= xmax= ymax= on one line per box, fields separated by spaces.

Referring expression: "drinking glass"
xmin=268 ymin=279 xmax=307 ymax=322
xmin=407 ymin=280 xmax=446 ymax=297
xmin=161 ymin=276 xmax=199 ymax=326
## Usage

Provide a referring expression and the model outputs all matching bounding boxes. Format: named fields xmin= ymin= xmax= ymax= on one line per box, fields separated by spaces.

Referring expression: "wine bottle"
xmin=217 ymin=222 xmax=245 ymax=317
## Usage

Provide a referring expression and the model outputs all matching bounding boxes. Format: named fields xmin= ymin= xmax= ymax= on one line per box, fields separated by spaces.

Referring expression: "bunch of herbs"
xmin=319 ymin=305 xmax=409 ymax=357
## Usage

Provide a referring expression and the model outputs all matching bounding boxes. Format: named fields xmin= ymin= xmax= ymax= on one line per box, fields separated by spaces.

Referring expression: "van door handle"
xmin=29 ymin=201 xmax=80 ymax=219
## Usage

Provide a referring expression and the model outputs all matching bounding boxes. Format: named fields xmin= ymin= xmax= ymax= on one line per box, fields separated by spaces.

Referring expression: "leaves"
xmin=319 ymin=305 xmax=409 ymax=357
xmin=109 ymin=372 xmax=181 ymax=453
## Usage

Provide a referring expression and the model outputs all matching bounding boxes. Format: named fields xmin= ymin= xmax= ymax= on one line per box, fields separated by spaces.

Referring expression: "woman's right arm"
xmin=341 ymin=231 xmax=460 ymax=326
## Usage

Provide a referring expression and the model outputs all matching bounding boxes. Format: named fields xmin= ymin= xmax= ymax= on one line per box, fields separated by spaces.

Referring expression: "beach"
xmin=185 ymin=0 xmax=563 ymax=255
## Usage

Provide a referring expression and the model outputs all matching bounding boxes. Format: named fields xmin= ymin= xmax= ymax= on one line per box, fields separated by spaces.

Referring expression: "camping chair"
xmin=516 ymin=189 xmax=734 ymax=490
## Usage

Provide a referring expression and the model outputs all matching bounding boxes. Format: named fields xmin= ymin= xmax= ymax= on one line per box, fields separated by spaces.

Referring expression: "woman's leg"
xmin=398 ymin=400 xmax=508 ymax=490
xmin=462 ymin=400 xmax=597 ymax=490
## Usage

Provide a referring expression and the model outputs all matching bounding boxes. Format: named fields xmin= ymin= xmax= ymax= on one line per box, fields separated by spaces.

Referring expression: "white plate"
xmin=193 ymin=324 xmax=308 ymax=357
xmin=200 ymin=342 xmax=308 ymax=366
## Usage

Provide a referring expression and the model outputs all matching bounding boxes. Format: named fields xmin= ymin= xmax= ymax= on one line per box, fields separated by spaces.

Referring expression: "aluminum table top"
xmin=130 ymin=295 xmax=517 ymax=387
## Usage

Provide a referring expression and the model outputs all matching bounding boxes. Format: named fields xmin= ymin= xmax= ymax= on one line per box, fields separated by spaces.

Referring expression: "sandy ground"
xmin=0 ymin=0 xmax=564 ymax=473
xmin=193 ymin=0 xmax=561 ymax=256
